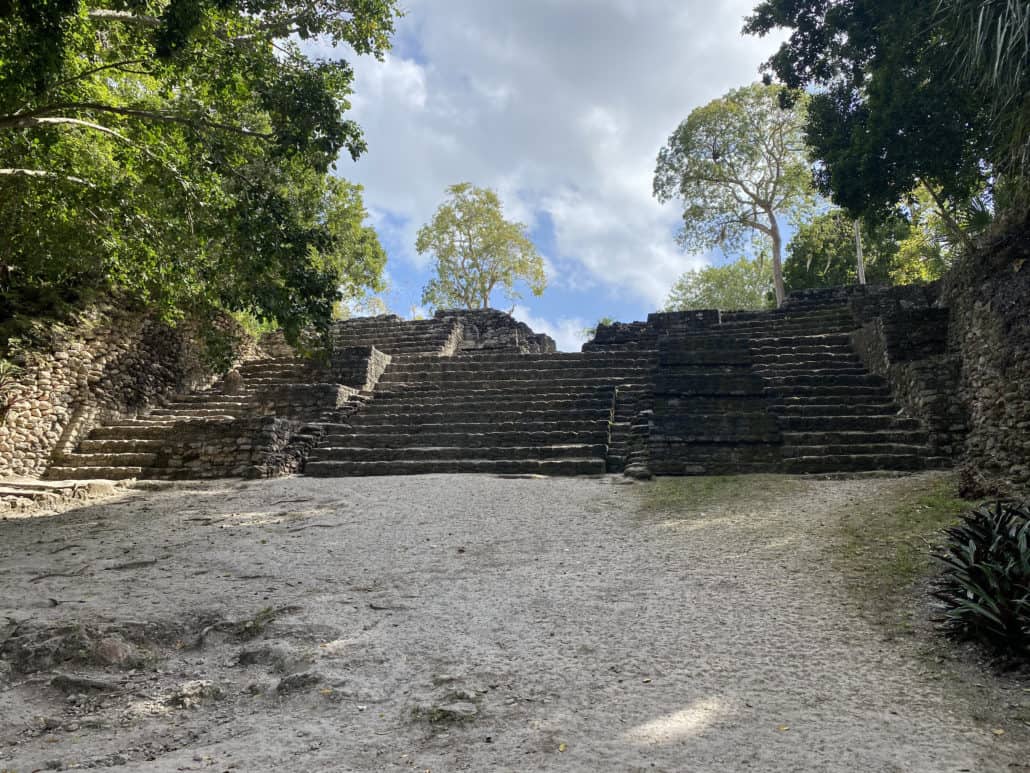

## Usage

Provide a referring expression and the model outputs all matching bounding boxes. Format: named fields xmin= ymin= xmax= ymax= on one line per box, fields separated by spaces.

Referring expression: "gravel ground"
xmin=0 ymin=472 xmax=1027 ymax=772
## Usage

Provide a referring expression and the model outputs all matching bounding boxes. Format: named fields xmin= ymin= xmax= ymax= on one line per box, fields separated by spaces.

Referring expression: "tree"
xmin=654 ymin=83 xmax=816 ymax=307
xmin=784 ymin=211 xmax=901 ymax=292
xmin=0 ymin=0 xmax=399 ymax=340
xmin=664 ymin=257 xmax=773 ymax=312
xmin=935 ymin=0 xmax=1030 ymax=185
xmin=784 ymin=197 xmax=965 ymax=292
xmin=743 ymin=0 xmax=997 ymax=233
xmin=416 ymin=183 xmax=546 ymax=310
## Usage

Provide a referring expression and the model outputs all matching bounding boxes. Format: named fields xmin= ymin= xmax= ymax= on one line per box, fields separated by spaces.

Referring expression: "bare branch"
xmin=87 ymin=10 xmax=161 ymax=28
xmin=0 ymin=168 xmax=92 ymax=185
xmin=0 ymin=103 xmax=273 ymax=139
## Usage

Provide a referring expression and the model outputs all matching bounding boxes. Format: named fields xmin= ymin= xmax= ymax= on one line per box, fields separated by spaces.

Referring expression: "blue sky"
xmin=324 ymin=1 xmax=785 ymax=350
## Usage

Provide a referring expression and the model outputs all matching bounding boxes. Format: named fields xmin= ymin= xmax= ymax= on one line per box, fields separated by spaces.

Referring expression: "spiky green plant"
xmin=936 ymin=0 xmax=1030 ymax=181
xmin=934 ymin=500 xmax=1030 ymax=656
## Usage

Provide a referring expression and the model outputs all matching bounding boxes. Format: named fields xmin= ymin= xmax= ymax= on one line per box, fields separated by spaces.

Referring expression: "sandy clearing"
xmin=0 ymin=472 xmax=1026 ymax=772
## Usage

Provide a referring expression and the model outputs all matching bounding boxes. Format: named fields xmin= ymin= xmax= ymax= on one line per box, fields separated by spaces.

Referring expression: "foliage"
xmin=785 ymin=211 xmax=895 ymax=291
xmin=782 ymin=207 xmax=958 ymax=290
xmin=0 ymin=0 xmax=398 ymax=341
xmin=935 ymin=0 xmax=1030 ymax=185
xmin=416 ymin=183 xmax=546 ymax=310
xmin=664 ymin=257 xmax=773 ymax=312
xmin=654 ymin=83 xmax=816 ymax=306
xmin=934 ymin=500 xmax=1030 ymax=656
xmin=582 ymin=316 xmax=616 ymax=339
xmin=744 ymin=0 xmax=997 ymax=229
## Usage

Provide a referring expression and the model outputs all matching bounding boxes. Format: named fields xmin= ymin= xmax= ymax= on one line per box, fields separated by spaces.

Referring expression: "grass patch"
xmin=831 ymin=473 xmax=972 ymax=632
xmin=637 ymin=474 xmax=803 ymax=519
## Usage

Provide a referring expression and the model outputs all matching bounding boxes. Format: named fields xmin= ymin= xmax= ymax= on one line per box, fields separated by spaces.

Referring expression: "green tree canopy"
xmin=416 ymin=183 xmax=546 ymax=310
xmin=935 ymin=0 xmax=1030 ymax=183
xmin=0 ymin=0 xmax=399 ymax=341
xmin=743 ymin=0 xmax=999 ymax=228
xmin=664 ymin=257 xmax=773 ymax=312
xmin=784 ymin=211 xmax=900 ymax=292
xmin=653 ymin=83 xmax=816 ymax=307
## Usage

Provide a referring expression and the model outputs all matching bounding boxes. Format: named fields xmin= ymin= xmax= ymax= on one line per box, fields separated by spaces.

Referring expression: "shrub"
xmin=934 ymin=500 xmax=1030 ymax=656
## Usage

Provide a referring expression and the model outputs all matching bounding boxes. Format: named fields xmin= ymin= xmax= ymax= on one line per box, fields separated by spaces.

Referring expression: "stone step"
xmin=676 ymin=332 xmax=853 ymax=347
xmin=318 ymin=430 xmax=609 ymax=448
xmin=778 ymin=415 xmax=922 ymax=431
xmin=782 ymin=454 xmax=947 ymax=474
xmin=348 ymin=408 xmax=613 ymax=426
xmin=398 ymin=352 xmax=657 ymax=365
xmin=321 ymin=419 xmax=609 ymax=434
xmin=748 ymin=344 xmax=854 ymax=356
xmin=753 ymin=362 xmax=865 ymax=374
xmin=764 ymin=384 xmax=890 ymax=398
xmin=47 ymin=465 xmax=143 ymax=480
xmin=148 ymin=407 xmax=248 ymax=417
xmin=375 ymin=382 xmax=634 ymax=397
xmin=377 ymin=367 xmax=651 ymax=383
xmin=782 ymin=430 xmax=929 ymax=445
xmin=78 ymin=438 xmax=166 ymax=453
xmin=781 ymin=443 xmax=932 ymax=458
xmin=751 ymin=353 xmax=860 ymax=365
xmin=309 ymin=444 xmax=606 ymax=462
xmin=237 ymin=377 xmax=342 ymax=386
xmin=359 ymin=397 xmax=614 ymax=414
xmin=383 ymin=362 xmax=655 ymax=376
xmin=155 ymin=399 xmax=254 ymax=410
xmin=372 ymin=385 xmax=619 ymax=400
xmin=720 ymin=308 xmax=850 ymax=322
xmin=761 ymin=373 xmax=885 ymax=388
xmin=88 ymin=424 xmax=175 ymax=440
xmin=304 ymin=458 xmax=607 ymax=477
xmin=646 ymin=460 xmax=781 ymax=475
xmin=56 ymin=451 xmax=157 ymax=467
xmin=770 ymin=401 xmax=900 ymax=415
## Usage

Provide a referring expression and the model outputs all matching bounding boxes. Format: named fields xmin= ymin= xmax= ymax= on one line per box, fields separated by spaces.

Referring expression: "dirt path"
xmin=0 ymin=473 xmax=1026 ymax=772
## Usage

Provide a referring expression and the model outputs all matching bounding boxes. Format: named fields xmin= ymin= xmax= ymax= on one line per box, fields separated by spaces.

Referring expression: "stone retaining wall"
xmin=0 ymin=308 xmax=248 ymax=478
xmin=851 ymin=312 xmax=967 ymax=457
xmin=330 ymin=346 xmax=391 ymax=391
xmin=152 ymin=417 xmax=304 ymax=479
xmin=941 ymin=227 xmax=1030 ymax=496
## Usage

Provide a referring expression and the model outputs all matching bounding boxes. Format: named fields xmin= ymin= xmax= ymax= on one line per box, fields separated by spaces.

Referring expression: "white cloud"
xmin=512 ymin=304 xmax=589 ymax=353
xmin=333 ymin=0 xmax=784 ymax=307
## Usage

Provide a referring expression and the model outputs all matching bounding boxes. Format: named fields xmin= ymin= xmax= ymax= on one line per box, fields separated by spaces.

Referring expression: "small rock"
xmin=94 ymin=637 xmax=135 ymax=666
xmin=624 ymin=464 xmax=653 ymax=480
xmin=222 ymin=369 xmax=245 ymax=395
xmin=165 ymin=680 xmax=223 ymax=709
xmin=276 ymin=672 xmax=323 ymax=694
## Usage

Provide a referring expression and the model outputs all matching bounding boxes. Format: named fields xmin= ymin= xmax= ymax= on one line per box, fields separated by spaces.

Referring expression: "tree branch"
xmin=0 ymin=103 xmax=273 ymax=139
xmin=0 ymin=168 xmax=91 ymax=185
xmin=87 ymin=9 xmax=162 ymax=28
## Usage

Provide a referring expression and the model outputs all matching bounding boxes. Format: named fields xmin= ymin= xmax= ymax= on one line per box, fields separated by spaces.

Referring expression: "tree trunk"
xmin=770 ymin=219 xmax=785 ymax=307
xmin=853 ymin=218 xmax=866 ymax=285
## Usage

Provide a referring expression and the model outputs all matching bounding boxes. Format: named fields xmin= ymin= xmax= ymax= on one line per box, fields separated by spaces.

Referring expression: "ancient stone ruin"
xmin=31 ymin=286 xmax=971 ymax=483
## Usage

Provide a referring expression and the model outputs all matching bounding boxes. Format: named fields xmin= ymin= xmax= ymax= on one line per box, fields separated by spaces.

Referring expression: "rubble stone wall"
xmin=436 ymin=309 xmax=556 ymax=353
xmin=851 ymin=313 xmax=967 ymax=457
xmin=0 ymin=308 xmax=248 ymax=478
xmin=152 ymin=417 xmax=305 ymax=479
xmin=940 ymin=230 xmax=1030 ymax=496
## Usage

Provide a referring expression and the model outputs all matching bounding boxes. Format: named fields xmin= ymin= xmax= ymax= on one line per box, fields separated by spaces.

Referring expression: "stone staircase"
xmin=724 ymin=303 xmax=947 ymax=473
xmin=46 ymin=355 xmax=329 ymax=480
xmin=41 ymin=299 xmax=953 ymax=482
xmin=725 ymin=302 xmax=942 ymax=473
xmin=304 ymin=351 xmax=655 ymax=477
xmin=331 ymin=315 xmax=459 ymax=356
